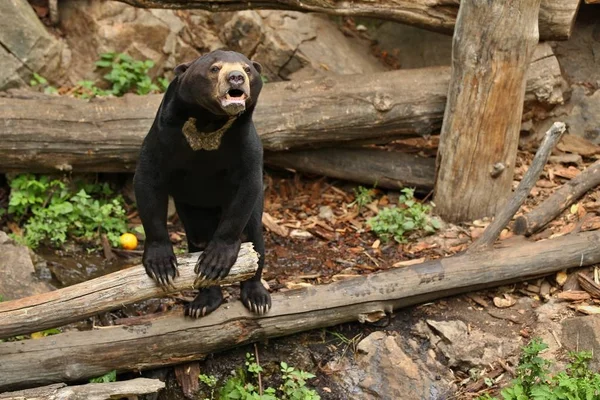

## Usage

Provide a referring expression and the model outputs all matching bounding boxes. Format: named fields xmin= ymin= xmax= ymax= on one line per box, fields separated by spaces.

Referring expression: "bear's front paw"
xmin=241 ymin=280 xmax=271 ymax=315
xmin=194 ymin=239 xmax=241 ymax=281
xmin=143 ymin=242 xmax=178 ymax=287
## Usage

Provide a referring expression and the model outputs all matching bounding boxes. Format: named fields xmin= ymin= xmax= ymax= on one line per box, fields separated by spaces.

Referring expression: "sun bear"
xmin=134 ymin=50 xmax=270 ymax=318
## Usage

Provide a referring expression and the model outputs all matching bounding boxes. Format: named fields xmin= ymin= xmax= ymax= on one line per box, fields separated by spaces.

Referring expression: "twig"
xmin=254 ymin=343 xmax=263 ymax=396
xmin=48 ymin=0 xmax=59 ymax=25
xmin=101 ymin=234 xmax=116 ymax=261
xmin=550 ymin=329 xmax=562 ymax=349
xmin=469 ymin=122 xmax=566 ymax=252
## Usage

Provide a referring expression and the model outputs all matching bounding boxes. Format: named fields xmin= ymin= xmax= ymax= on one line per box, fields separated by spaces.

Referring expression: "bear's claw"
xmin=143 ymin=243 xmax=178 ymax=289
xmin=184 ymin=286 xmax=223 ymax=318
xmin=195 ymin=239 xmax=240 ymax=281
xmin=241 ymin=280 xmax=271 ymax=315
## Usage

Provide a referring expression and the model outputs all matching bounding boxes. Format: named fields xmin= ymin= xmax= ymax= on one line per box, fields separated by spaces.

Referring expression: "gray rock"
xmin=220 ymin=11 xmax=387 ymax=82
xmin=58 ymin=1 xmax=223 ymax=84
xmin=423 ymin=319 xmax=520 ymax=369
xmin=0 ymin=0 xmax=70 ymax=90
xmin=318 ymin=205 xmax=334 ymax=221
xmin=372 ymin=22 xmax=453 ymax=69
xmin=0 ymin=232 xmax=53 ymax=300
xmin=329 ymin=331 xmax=455 ymax=400
xmin=561 ymin=315 xmax=600 ymax=370
xmin=552 ymin=8 xmax=600 ymax=84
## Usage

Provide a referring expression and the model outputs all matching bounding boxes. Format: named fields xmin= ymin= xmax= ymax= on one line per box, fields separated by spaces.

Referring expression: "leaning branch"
xmin=1 ymin=230 xmax=599 ymax=391
xmin=470 ymin=122 xmax=565 ymax=251
xmin=0 ymin=243 xmax=258 ymax=339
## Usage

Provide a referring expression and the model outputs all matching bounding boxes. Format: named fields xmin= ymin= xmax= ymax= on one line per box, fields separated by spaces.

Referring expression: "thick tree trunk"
xmin=1 ymin=230 xmax=599 ymax=391
xmin=0 ymin=243 xmax=258 ymax=339
xmin=265 ymin=148 xmax=435 ymax=191
xmin=0 ymin=45 xmax=563 ymax=174
xmin=115 ymin=0 xmax=579 ymax=41
xmin=434 ymin=0 xmax=542 ymax=223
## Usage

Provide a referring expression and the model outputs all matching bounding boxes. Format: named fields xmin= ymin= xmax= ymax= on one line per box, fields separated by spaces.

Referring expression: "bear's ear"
xmin=252 ymin=61 xmax=262 ymax=74
xmin=174 ymin=61 xmax=192 ymax=76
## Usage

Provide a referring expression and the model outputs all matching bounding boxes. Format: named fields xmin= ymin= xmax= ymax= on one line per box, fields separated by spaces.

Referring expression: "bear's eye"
xmin=210 ymin=65 xmax=221 ymax=73
xmin=243 ymin=65 xmax=252 ymax=74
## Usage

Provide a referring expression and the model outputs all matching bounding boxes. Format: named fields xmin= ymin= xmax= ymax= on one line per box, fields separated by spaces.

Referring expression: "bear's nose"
xmin=228 ymin=71 xmax=245 ymax=86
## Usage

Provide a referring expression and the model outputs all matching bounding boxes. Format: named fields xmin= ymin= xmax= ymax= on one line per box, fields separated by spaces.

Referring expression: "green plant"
xmin=157 ymin=76 xmax=170 ymax=92
xmin=478 ymin=338 xmax=600 ymax=400
xmin=30 ymin=73 xmax=58 ymax=95
xmin=352 ymin=186 xmax=374 ymax=209
xmin=75 ymin=80 xmax=110 ymax=99
xmin=279 ymin=362 xmax=319 ymax=400
xmin=95 ymin=52 xmax=159 ymax=96
xmin=367 ymin=188 xmax=440 ymax=243
xmin=198 ymin=354 xmax=320 ymax=400
xmin=7 ymin=174 xmax=128 ymax=249
xmin=200 ymin=374 xmax=219 ymax=400
xmin=89 ymin=370 xmax=117 ymax=383
xmin=30 ymin=328 xmax=61 ymax=339
xmin=74 ymin=52 xmax=168 ymax=98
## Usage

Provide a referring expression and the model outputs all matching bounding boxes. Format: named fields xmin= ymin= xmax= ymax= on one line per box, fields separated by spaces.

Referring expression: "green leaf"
xmin=95 ymin=60 xmax=112 ymax=68
xmin=89 ymin=370 xmax=117 ymax=383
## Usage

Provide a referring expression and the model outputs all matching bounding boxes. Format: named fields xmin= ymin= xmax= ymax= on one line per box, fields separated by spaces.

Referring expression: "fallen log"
xmin=0 ymin=243 xmax=258 ymax=340
xmin=0 ymin=44 xmax=564 ymax=173
xmin=265 ymin=148 xmax=436 ymax=191
xmin=0 ymin=378 xmax=164 ymax=400
xmin=1 ymin=230 xmax=599 ymax=391
xmin=434 ymin=0 xmax=541 ymax=222
xmin=513 ymin=159 xmax=600 ymax=236
xmin=116 ymin=0 xmax=579 ymax=41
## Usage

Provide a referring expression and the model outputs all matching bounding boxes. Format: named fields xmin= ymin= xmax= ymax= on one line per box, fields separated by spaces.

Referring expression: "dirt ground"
xmin=2 ymin=137 xmax=600 ymax=399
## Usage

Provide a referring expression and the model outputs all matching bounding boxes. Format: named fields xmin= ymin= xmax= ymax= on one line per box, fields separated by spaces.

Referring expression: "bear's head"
xmin=174 ymin=50 xmax=263 ymax=117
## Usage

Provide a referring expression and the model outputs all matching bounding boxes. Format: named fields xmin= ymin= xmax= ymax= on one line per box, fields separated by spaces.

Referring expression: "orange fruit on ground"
xmin=119 ymin=233 xmax=138 ymax=250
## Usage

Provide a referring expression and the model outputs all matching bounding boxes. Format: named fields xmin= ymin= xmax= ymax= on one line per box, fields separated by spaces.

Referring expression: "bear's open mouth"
xmin=220 ymin=88 xmax=248 ymax=110
xmin=228 ymin=89 xmax=245 ymax=98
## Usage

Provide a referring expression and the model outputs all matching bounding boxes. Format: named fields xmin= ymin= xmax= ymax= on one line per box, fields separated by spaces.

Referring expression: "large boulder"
xmin=561 ymin=315 xmax=600 ymax=370
xmin=58 ymin=0 xmax=224 ymax=83
xmin=326 ymin=331 xmax=455 ymax=399
xmin=218 ymin=11 xmax=387 ymax=82
xmin=0 ymin=0 xmax=70 ymax=90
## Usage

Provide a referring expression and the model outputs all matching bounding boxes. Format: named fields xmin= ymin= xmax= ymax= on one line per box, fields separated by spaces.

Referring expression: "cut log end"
xmin=512 ymin=216 xmax=530 ymax=236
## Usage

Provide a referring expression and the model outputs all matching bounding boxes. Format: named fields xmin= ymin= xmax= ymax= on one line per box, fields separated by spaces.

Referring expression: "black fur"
xmin=134 ymin=50 xmax=270 ymax=317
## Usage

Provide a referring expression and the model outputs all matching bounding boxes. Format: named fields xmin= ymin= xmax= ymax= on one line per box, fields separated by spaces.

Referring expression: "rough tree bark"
xmin=1 ymin=230 xmax=599 ymax=391
xmin=0 ymin=243 xmax=258 ymax=339
xmin=265 ymin=148 xmax=435 ymax=191
xmin=0 ymin=44 xmax=563 ymax=173
xmin=0 ymin=378 xmax=165 ymax=400
xmin=434 ymin=0 xmax=542 ymax=223
xmin=115 ymin=0 xmax=579 ymax=41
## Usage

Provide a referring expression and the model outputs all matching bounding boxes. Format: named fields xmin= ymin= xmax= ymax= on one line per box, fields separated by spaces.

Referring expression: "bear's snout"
xmin=228 ymin=71 xmax=245 ymax=87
